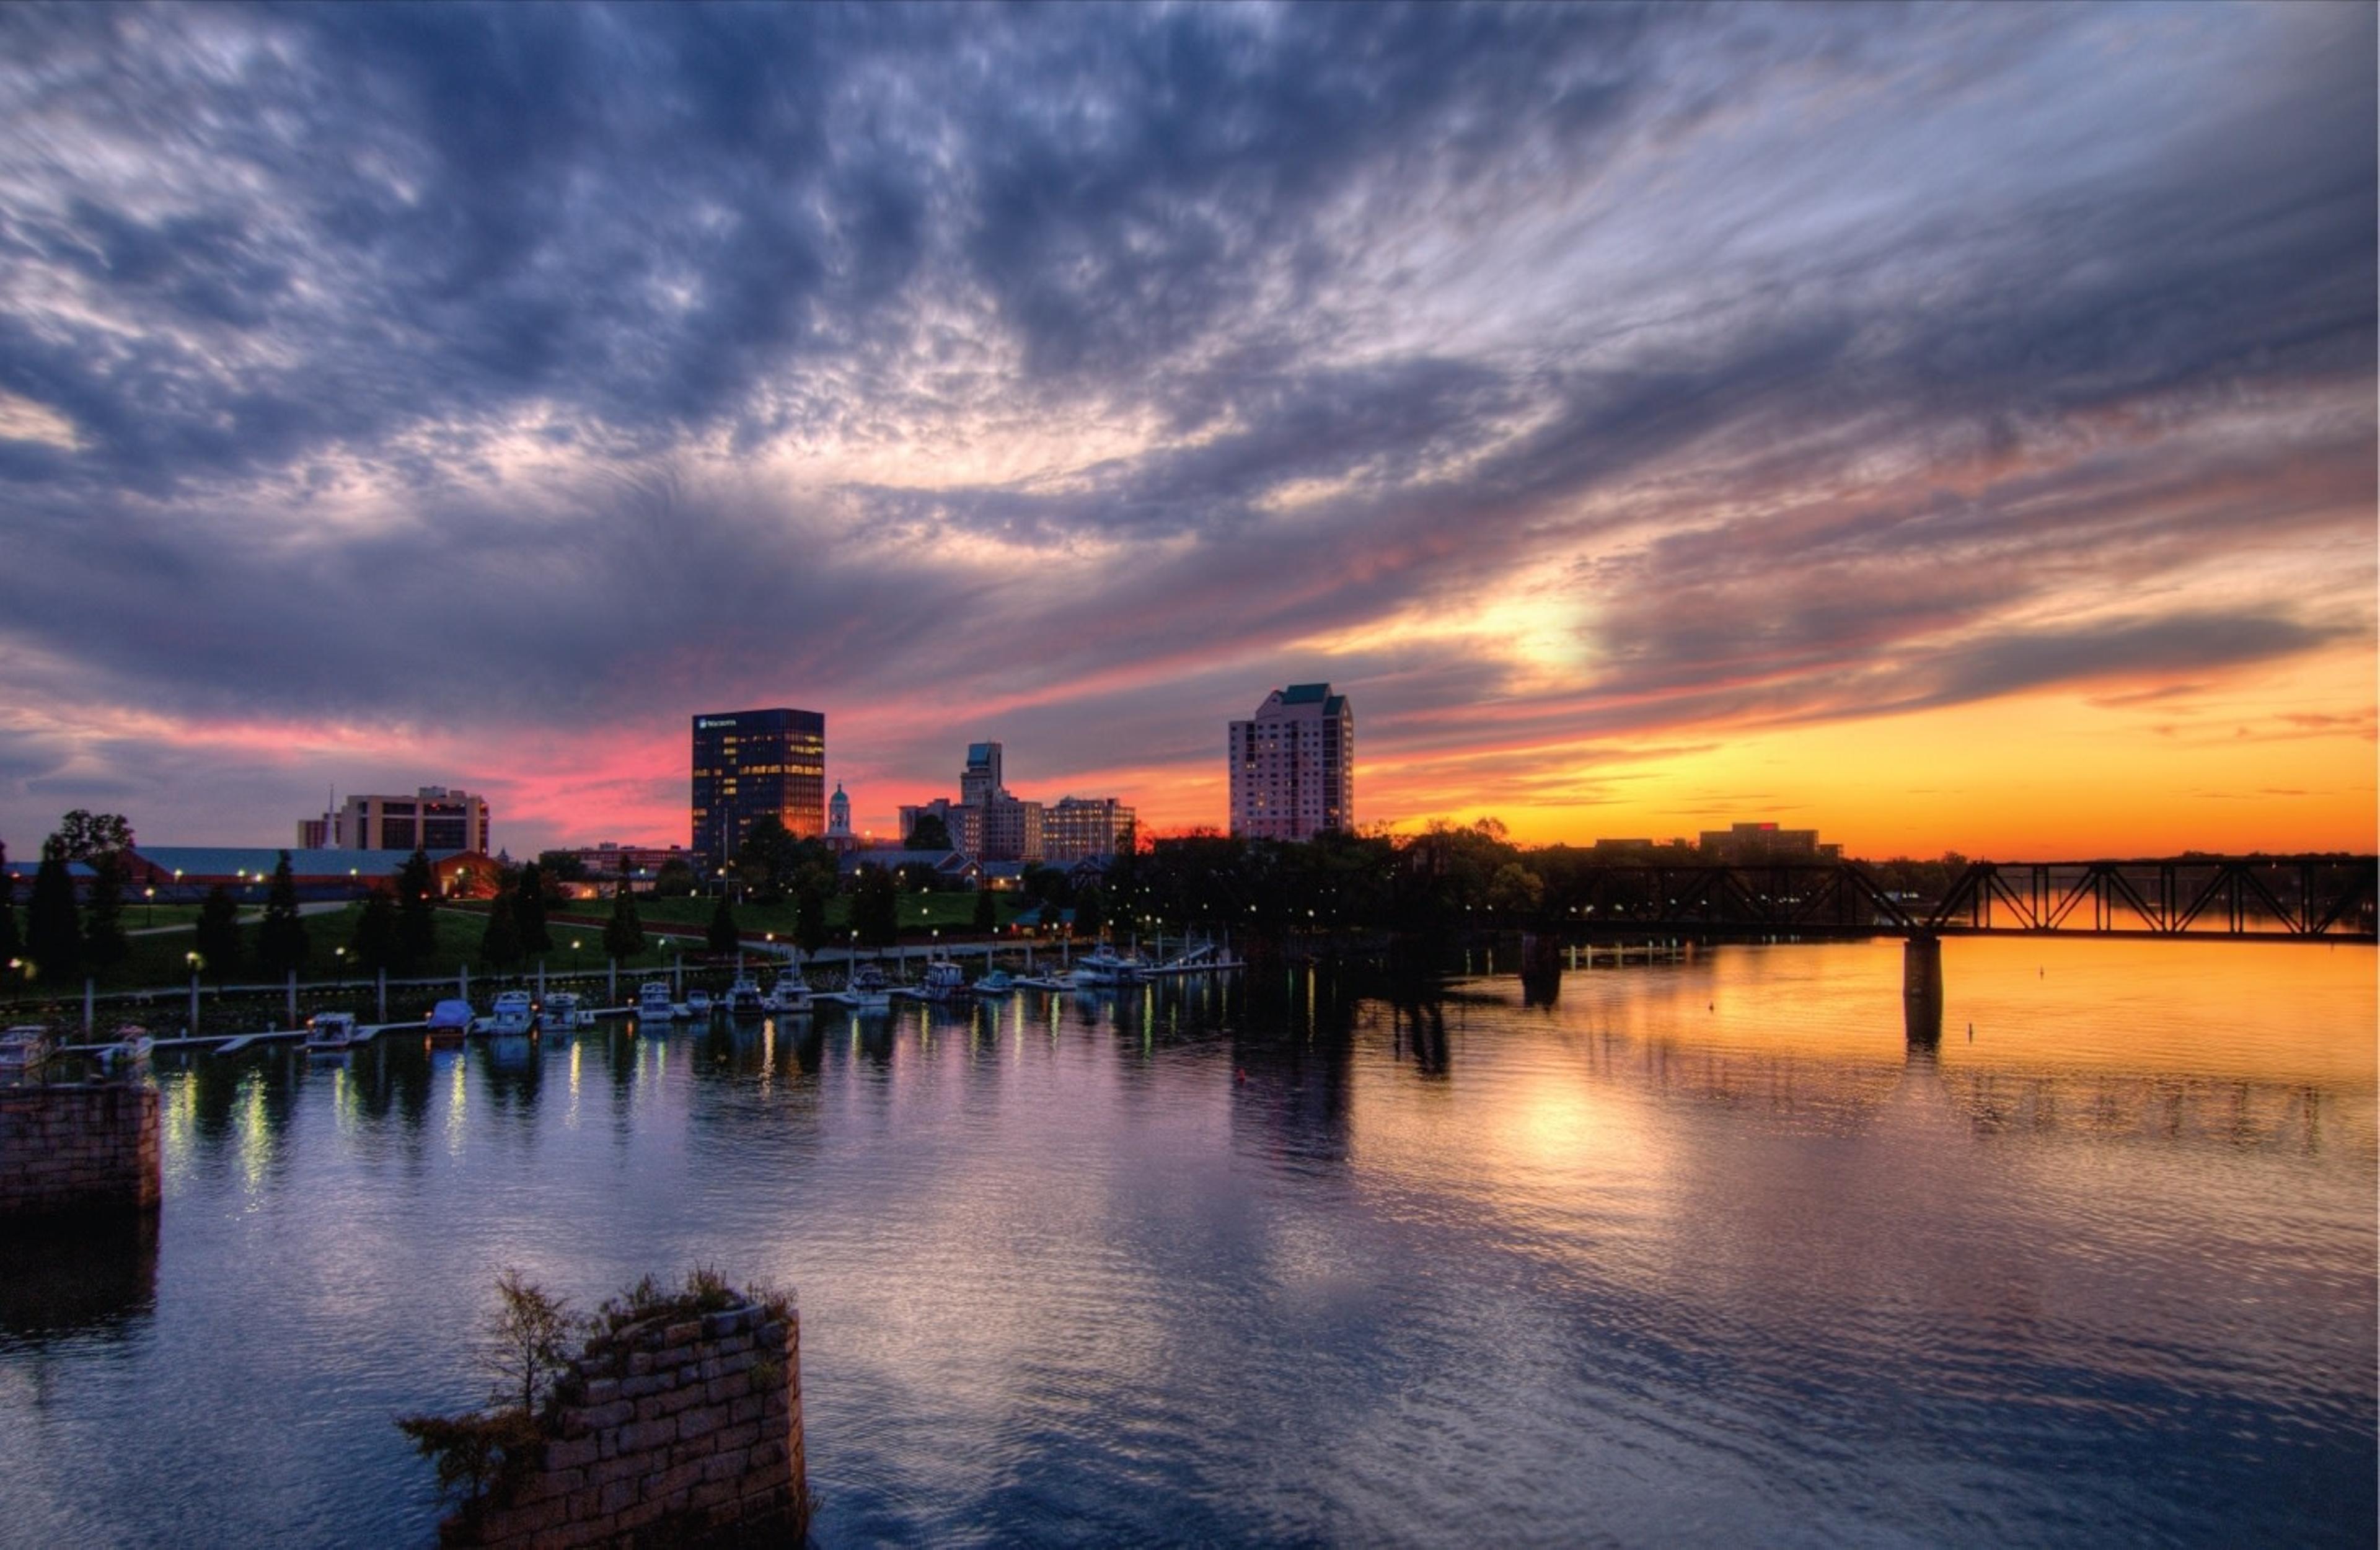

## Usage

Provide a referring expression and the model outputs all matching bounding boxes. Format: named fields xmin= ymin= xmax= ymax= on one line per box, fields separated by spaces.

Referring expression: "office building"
xmin=1698 ymin=822 xmax=1840 ymax=863
xmin=1042 ymin=796 xmax=1136 ymax=863
xmin=1229 ymin=683 xmax=1354 ymax=842
xmin=960 ymin=742 xmax=1004 ymax=805
xmin=691 ymin=707 xmax=827 ymax=861
xmin=337 ymin=788 xmax=491 ymax=853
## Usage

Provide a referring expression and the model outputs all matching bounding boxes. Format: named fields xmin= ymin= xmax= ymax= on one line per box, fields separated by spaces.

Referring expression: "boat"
xmin=0 ymin=1026 xmax=52 ymax=1083
xmin=425 ymin=999 xmax=475 ymax=1045
xmin=1069 ymin=945 xmax=1143 ymax=988
xmin=537 ymin=992 xmax=589 ymax=1034
xmin=724 ymin=975 xmax=767 ymax=1019
xmin=304 ymin=1011 xmax=359 ymax=1054
xmin=970 ymin=969 xmax=1016 ymax=996
xmin=765 ymin=971 xmax=813 ymax=1015
xmin=685 ymin=988 xmax=714 ymax=1019
xmin=916 ymin=960 xmax=967 ymax=1002
xmin=483 ymin=990 xmax=536 ymax=1037
xmin=823 ymin=964 xmax=893 ymax=1012
xmin=101 ymin=1024 xmax=154 ymax=1074
xmin=636 ymin=981 xmax=677 ymax=1021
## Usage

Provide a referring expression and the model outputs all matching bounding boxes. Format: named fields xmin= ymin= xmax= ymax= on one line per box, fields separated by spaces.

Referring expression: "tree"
xmin=534 ymin=850 xmax=588 ymax=884
xmin=514 ymin=862 xmax=552 ymax=958
xmin=350 ymin=889 xmax=400 ymax=975
xmin=734 ymin=815 xmax=800 ymax=904
xmin=485 ymin=1267 xmax=580 ymax=1417
xmin=1073 ymin=883 xmax=1106 ymax=940
xmin=602 ymin=879 xmax=645 ymax=962
xmin=478 ymin=893 xmax=524 ymax=969
xmin=195 ymin=884 xmax=243 ymax=981
xmin=254 ymin=850 xmax=311 ymax=976
xmin=653 ymin=857 xmax=697 ymax=897
xmin=793 ymin=881 xmax=827 ymax=957
xmin=972 ymin=886 xmax=996 ymax=931
xmin=25 ymin=839 xmax=79 ymax=983
xmin=82 ymin=851 xmax=129 ymax=972
xmin=398 ymin=847 xmax=438 ymax=968
xmin=0 ymin=840 xmax=18 ymax=966
xmin=850 ymin=865 xmax=899 ymax=948
xmin=1486 ymin=861 xmax=1546 ymax=922
xmin=55 ymin=809 xmax=134 ymax=862
xmin=906 ymin=812 xmax=953 ymax=851
xmin=706 ymin=891 xmax=739 ymax=955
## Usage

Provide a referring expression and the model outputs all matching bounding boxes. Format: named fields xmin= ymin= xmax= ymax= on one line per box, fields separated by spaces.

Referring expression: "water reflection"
xmin=0 ymin=1217 xmax=158 ymax=1347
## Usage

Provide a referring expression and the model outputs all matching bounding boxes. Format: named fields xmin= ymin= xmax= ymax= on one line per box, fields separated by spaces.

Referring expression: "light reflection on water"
xmin=0 ymin=937 xmax=2369 ymax=1547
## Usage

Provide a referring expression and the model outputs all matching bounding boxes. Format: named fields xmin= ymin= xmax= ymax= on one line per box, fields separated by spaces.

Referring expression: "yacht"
xmin=765 ymin=971 xmax=813 ymax=1015
xmin=684 ymin=988 xmax=714 ymax=1019
xmin=1069 ymin=945 xmax=1142 ymax=988
xmin=970 ymin=967 xmax=1016 ymax=996
xmin=304 ymin=1011 xmax=359 ymax=1054
xmin=725 ymin=975 xmax=767 ymax=1019
xmin=826 ymin=964 xmax=893 ymax=1013
xmin=484 ymin=990 xmax=536 ymax=1037
xmin=537 ymin=992 xmax=588 ymax=1034
xmin=0 ymin=1026 xmax=52 ymax=1083
xmin=917 ymin=960 xmax=967 ymax=1002
xmin=636 ymin=981 xmax=677 ymax=1021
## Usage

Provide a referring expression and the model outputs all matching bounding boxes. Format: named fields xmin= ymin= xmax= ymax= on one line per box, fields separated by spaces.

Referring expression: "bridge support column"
xmin=1902 ymin=934 xmax=1943 ymax=1044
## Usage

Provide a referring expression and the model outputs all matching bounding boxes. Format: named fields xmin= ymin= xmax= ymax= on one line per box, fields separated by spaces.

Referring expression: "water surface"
xmin=0 ymin=938 xmax=2370 ymax=1546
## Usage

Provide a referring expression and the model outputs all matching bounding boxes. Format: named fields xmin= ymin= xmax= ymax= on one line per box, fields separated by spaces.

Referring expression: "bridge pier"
xmin=1902 ymin=934 xmax=1944 ymax=1044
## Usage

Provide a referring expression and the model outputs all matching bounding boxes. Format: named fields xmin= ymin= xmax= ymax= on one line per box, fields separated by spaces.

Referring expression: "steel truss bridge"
xmin=1553 ymin=856 xmax=2377 ymax=943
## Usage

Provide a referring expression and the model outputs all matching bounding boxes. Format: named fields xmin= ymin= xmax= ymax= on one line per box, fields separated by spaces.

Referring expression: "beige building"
xmin=1042 ymin=796 xmax=1136 ymax=862
xmin=324 ymin=787 xmax=492 ymax=853
xmin=1228 ymin=683 xmax=1353 ymax=842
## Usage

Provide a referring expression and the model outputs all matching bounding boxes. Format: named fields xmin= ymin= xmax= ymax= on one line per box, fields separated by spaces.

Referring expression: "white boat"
xmin=101 ymin=1024 xmax=154 ymax=1073
xmin=636 ymin=981 xmax=677 ymax=1021
xmin=765 ymin=971 xmax=813 ymax=1015
xmin=484 ymin=990 xmax=536 ymax=1037
xmin=304 ymin=1011 xmax=359 ymax=1054
xmin=824 ymin=964 xmax=893 ymax=1012
xmin=1069 ymin=946 xmax=1142 ymax=988
xmin=971 ymin=968 xmax=1016 ymax=996
xmin=916 ymin=960 xmax=967 ymax=1002
xmin=725 ymin=975 xmax=767 ymax=1019
xmin=685 ymin=988 xmax=714 ymax=1019
xmin=0 ymin=1026 xmax=52 ymax=1083
xmin=537 ymin=992 xmax=589 ymax=1034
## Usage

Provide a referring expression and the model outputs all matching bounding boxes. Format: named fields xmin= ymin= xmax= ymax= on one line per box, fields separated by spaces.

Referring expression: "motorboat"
xmin=685 ymin=988 xmax=714 ymax=1019
xmin=101 ymin=1024 xmax=154 ymax=1074
xmin=537 ymin=992 xmax=589 ymax=1034
xmin=636 ymin=981 xmax=677 ymax=1021
xmin=0 ymin=1026 xmax=52 ymax=1083
xmin=916 ymin=960 xmax=967 ymax=1002
xmin=304 ymin=1011 xmax=359 ymax=1054
xmin=824 ymin=964 xmax=893 ymax=1012
xmin=970 ymin=969 xmax=1016 ymax=996
xmin=725 ymin=975 xmax=767 ymax=1019
xmin=483 ymin=990 xmax=536 ymax=1037
xmin=765 ymin=971 xmax=813 ymax=1015
xmin=1069 ymin=945 xmax=1142 ymax=988
xmin=425 ymin=999 xmax=474 ymax=1045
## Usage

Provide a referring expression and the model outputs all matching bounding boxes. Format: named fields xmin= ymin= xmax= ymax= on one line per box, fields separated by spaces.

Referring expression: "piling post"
xmin=286 ymin=969 xmax=297 ymax=1028
xmin=537 ymin=959 xmax=546 ymax=1005
xmin=608 ymin=956 xmax=617 ymax=1005
xmin=84 ymin=977 xmax=95 ymax=1037
xmin=377 ymin=967 xmax=387 ymax=1022
xmin=1903 ymin=933 xmax=1944 ymax=1044
xmin=190 ymin=970 xmax=201 ymax=1036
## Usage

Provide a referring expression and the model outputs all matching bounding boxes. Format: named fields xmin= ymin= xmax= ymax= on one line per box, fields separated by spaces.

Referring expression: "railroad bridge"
xmin=1536 ymin=854 xmax=2376 ymax=1041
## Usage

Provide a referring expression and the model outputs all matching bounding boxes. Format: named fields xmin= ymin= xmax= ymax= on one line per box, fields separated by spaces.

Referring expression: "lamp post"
xmin=144 ymin=886 xmax=155 ymax=927
xmin=335 ymin=945 xmax=346 ymax=990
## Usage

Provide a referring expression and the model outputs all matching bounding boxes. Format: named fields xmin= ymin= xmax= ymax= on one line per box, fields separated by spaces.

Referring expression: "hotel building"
xmin=331 ymin=788 xmax=492 ymax=853
xmin=1228 ymin=683 xmax=1354 ymax=842
xmin=691 ymin=707 xmax=827 ymax=861
xmin=1042 ymin=796 xmax=1137 ymax=863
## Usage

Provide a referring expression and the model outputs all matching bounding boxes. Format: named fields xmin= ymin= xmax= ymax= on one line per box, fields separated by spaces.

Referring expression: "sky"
xmin=0 ymin=2 xmax=2371 ymax=861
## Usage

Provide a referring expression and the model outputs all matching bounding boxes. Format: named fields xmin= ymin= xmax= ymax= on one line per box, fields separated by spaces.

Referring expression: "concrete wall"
xmin=0 ymin=1084 xmax=160 ymax=1218
xmin=456 ymin=1301 xmax=806 ymax=1548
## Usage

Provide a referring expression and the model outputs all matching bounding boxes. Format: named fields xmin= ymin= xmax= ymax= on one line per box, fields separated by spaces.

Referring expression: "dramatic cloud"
xmin=0 ymin=1 xmax=2370 ymax=855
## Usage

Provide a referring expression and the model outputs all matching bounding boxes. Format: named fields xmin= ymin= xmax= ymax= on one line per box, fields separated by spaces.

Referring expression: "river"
xmin=0 ymin=936 xmax=2371 ymax=1546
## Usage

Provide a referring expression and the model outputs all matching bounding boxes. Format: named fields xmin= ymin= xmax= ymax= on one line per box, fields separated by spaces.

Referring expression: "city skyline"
xmin=0 ymin=5 xmax=2371 ymax=860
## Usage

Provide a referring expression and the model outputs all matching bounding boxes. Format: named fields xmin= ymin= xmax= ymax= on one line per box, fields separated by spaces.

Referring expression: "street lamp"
xmin=144 ymin=886 xmax=155 ymax=927
xmin=335 ymin=945 xmax=346 ymax=989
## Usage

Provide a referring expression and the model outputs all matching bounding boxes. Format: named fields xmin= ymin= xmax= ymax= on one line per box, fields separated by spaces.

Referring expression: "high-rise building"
xmin=1228 ymin=683 xmax=1354 ymax=842
xmin=691 ymin=708 xmax=826 ymax=861
xmin=959 ymin=742 xmax=1004 ymax=805
xmin=336 ymin=788 xmax=491 ymax=853
xmin=1042 ymin=796 xmax=1137 ymax=862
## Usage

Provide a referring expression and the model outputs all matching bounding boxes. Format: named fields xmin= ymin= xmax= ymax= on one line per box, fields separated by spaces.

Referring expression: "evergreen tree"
xmin=256 ymin=850 xmax=311 ymax=976
xmin=514 ymin=862 xmax=552 ymax=957
xmin=479 ymin=893 xmax=524 ymax=969
xmin=652 ymin=858 xmax=697 ymax=897
xmin=25 ymin=838 xmax=81 ymax=984
xmin=350 ymin=889 xmax=400 ymax=975
xmin=706 ymin=892 xmax=739 ymax=955
xmin=0 ymin=840 xmax=20 ymax=967
xmin=194 ymin=884 xmax=243 ymax=981
xmin=602 ymin=876 xmax=646 ymax=962
xmin=82 ymin=852 xmax=130 ymax=972
xmin=1073 ymin=883 xmax=1106 ymax=940
xmin=793 ymin=881 xmax=827 ymax=957
xmin=972 ymin=886 xmax=996 ymax=932
xmin=397 ymin=848 xmax=438 ymax=968
xmin=851 ymin=865 xmax=899 ymax=948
